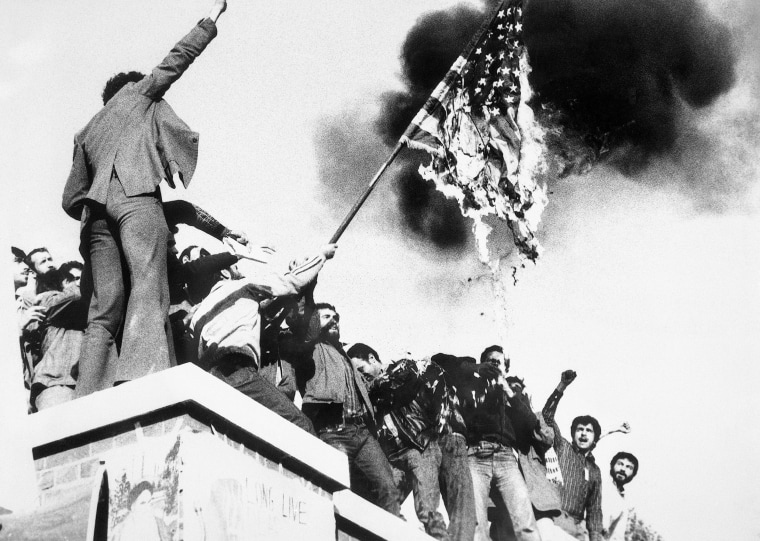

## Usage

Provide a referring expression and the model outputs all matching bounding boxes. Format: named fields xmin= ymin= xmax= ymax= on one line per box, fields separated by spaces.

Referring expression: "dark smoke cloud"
xmin=316 ymin=0 xmax=742 ymax=252
xmin=523 ymin=0 xmax=737 ymax=173
xmin=371 ymin=6 xmax=488 ymax=250
xmin=392 ymin=160 xmax=470 ymax=248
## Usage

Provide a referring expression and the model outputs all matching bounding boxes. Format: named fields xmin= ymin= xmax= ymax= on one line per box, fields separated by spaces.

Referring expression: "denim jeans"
xmin=210 ymin=355 xmax=315 ymax=436
xmin=390 ymin=439 xmax=447 ymax=538
xmin=440 ymin=433 xmax=477 ymax=541
xmin=319 ymin=425 xmax=400 ymax=516
xmin=76 ymin=178 xmax=171 ymax=397
xmin=469 ymin=445 xmax=541 ymax=541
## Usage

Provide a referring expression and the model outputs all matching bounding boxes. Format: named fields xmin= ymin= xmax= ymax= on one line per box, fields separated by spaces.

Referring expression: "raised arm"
xmin=246 ymin=244 xmax=337 ymax=298
xmin=137 ymin=0 xmax=228 ymax=100
xmin=598 ymin=421 xmax=631 ymax=442
xmin=541 ymin=369 xmax=576 ymax=425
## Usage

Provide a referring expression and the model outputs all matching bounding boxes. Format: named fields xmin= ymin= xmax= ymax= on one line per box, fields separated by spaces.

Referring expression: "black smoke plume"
xmin=317 ymin=0 xmax=740 ymax=251
xmin=524 ymin=0 xmax=737 ymax=174
xmin=393 ymin=160 xmax=470 ymax=249
xmin=380 ymin=0 xmax=738 ymax=190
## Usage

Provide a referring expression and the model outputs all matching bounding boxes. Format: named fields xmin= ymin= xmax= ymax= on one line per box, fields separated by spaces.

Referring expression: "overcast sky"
xmin=2 ymin=1 xmax=759 ymax=539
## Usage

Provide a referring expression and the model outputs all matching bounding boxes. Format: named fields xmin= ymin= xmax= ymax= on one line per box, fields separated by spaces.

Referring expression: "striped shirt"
xmin=542 ymin=389 xmax=603 ymax=541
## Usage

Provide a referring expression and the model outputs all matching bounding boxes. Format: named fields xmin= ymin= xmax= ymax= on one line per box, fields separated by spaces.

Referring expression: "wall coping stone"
xmin=27 ymin=364 xmax=350 ymax=488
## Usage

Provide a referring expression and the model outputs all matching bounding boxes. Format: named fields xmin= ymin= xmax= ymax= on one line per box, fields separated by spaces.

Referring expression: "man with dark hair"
xmin=59 ymin=261 xmax=84 ymax=288
xmin=480 ymin=345 xmax=509 ymax=364
xmin=542 ymin=370 xmax=604 ymax=541
xmin=347 ymin=342 xmax=383 ymax=381
xmin=101 ymin=71 xmax=146 ymax=105
xmin=24 ymin=247 xmax=59 ymax=294
xmin=297 ymin=304 xmax=399 ymax=516
xmin=458 ymin=346 xmax=541 ymax=541
xmin=603 ymin=452 xmax=639 ymax=541
xmin=62 ymin=0 xmax=231 ymax=397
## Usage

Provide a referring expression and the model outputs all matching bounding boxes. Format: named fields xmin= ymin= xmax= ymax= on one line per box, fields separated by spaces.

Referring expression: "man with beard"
xmin=297 ymin=304 xmax=399 ymax=516
xmin=603 ymin=452 xmax=638 ymax=541
xmin=23 ymin=247 xmax=59 ymax=295
xmin=542 ymin=370 xmax=603 ymax=541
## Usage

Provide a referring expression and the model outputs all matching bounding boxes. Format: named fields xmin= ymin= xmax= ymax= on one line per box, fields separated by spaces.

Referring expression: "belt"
xmin=477 ymin=439 xmax=510 ymax=451
xmin=318 ymin=413 xmax=366 ymax=433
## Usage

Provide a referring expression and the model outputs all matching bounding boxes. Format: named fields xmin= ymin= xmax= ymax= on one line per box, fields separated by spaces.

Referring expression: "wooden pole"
xmin=328 ymin=141 xmax=404 ymax=244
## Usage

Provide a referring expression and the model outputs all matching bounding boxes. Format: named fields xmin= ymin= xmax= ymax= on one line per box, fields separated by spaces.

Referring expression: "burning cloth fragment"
xmin=401 ymin=0 xmax=548 ymax=262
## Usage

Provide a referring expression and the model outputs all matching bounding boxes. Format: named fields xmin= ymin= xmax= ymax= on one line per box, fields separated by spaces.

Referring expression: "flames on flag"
xmin=401 ymin=0 xmax=547 ymax=263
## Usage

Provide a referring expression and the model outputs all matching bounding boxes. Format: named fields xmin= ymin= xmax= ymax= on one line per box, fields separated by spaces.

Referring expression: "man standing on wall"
xmin=62 ymin=0 xmax=234 ymax=397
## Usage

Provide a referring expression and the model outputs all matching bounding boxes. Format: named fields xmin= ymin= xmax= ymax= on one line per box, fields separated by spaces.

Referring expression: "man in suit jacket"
xmin=62 ymin=0 xmax=229 ymax=397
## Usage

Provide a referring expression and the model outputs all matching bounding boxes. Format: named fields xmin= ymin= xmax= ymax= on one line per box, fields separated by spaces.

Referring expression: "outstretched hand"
xmin=19 ymin=306 xmax=47 ymax=332
xmin=223 ymin=237 xmax=255 ymax=260
xmin=225 ymin=229 xmax=249 ymax=245
xmin=618 ymin=422 xmax=632 ymax=434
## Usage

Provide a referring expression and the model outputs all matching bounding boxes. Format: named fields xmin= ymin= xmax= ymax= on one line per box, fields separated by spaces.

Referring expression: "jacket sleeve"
xmin=163 ymin=200 xmax=228 ymax=239
xmin=247 ymin=254 xmax=327 ymax=300
xmin=36 ymin=287 xmax=87 ymax=327
xmin=509 ymin=391 xmax=540 ymax=439
xmin=137 ymin=18 xmax=219 ymax=100
xmin=532 ymin=412 xmax=555 ymax=453
xmin=61 ymin=137 xmax=90 ymax=220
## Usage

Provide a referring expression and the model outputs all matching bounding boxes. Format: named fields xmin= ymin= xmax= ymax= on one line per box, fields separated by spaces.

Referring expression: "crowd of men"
xmin=12 ymin=1 xmax=643 ymax=539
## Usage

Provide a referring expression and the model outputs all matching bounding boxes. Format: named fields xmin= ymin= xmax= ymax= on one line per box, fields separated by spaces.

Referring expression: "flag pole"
xmin=328 ymin=0 xmax=508 ymax=244
xmin=328 ymin=141 xmax=404 ymax=243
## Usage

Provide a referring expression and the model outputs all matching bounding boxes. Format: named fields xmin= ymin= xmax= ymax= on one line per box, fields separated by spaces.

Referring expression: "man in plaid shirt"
xmin=542 ymin=370 xmax=603 ymax=541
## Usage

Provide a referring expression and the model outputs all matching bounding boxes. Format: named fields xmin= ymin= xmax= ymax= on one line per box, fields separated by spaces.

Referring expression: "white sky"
xmin=2 ymin=1 xmax=759 ymax=539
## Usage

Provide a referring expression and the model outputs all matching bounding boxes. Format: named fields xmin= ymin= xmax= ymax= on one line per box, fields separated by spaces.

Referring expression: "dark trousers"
xmin=318 ymin=425 xmax=400 ymax=516
xmin=440 ymin=433 xmax=477 ymax=541
xmin=76 ymin=179 xmax=171 ymax=397
xmin=210 ymin=355 xmax=316 ymax=436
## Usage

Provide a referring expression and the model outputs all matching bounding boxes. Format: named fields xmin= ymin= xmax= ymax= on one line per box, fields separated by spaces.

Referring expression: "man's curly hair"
xmin=102 ymin=71 xmax=145 ymax=105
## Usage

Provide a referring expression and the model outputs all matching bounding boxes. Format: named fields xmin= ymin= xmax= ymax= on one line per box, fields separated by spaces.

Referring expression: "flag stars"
xmin=498 ymin=9 xmax=505 ymax=17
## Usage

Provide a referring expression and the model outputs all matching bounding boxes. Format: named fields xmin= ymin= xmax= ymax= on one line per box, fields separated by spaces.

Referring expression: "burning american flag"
xmin=401 ymin=0 xmax=547 ymax=262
